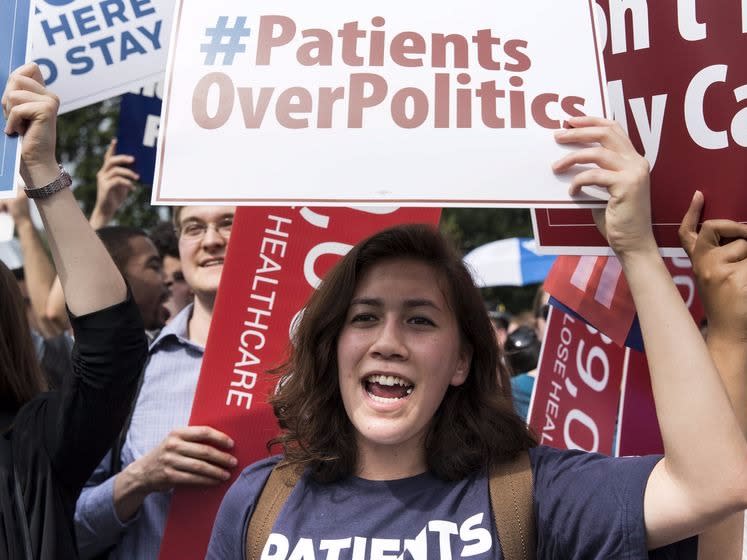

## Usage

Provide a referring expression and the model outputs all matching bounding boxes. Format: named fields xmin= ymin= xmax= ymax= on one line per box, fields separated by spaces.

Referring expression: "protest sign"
xmin=1 ymin=0 xmax=32 ymax=199
xmin=31 ymin=0 xmax=173 ymax=114
xmin=544 ymin=254 xmax=704 ymax=350
xmin=158 ymin=205 xmax=441 ymax=560
xmin=532 ymin=1 xmax=747 ymax=254
xmin=153 ymin=1 xmax=609 ymax=207
xmin=117 ymin=81 xmax=162 ymax=184
xmin=528 ymin=306 xmax=626 ymax=456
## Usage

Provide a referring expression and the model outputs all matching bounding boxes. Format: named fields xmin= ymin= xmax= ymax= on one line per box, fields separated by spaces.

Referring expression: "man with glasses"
xmin=75 ymin=207 xmax=239 ymax=560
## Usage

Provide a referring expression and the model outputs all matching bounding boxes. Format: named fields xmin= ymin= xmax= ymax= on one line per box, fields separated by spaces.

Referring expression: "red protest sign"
xmin=534 ymin=2 xmax=747 ymax=253
xmin=544 ymin=255 xmax=635 ymax=347
xmin=528 ymin=307 xmax=626 ymax=455
xmin=158 ymin=206 xmax=441 ymax=560
xmin=544 ymin=255 xmax=705 ymax=350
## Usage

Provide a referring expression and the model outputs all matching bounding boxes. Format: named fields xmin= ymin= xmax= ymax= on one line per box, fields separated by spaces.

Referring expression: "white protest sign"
xmin=153 ymin=0 xmax=609 ymax=207
xmin=31 ymin=0 xmax=173 ymax=114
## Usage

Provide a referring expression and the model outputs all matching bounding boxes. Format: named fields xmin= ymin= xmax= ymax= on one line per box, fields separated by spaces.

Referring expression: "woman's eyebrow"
xmin=350 ymin=297 xmax=383 ymax=307
xmin=404 ymin=298 xmax=441 ymax=311
xmin=349 ymin=297 xmax=441 ymax=310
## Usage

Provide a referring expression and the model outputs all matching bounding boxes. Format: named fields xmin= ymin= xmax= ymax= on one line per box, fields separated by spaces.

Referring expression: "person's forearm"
xmin=706 ymin=335 xmax=747 ymax=431
xmin=621 ymin=250 xmax=747 ymax=507
xmin=113 ymin=463 xmax=150 ymax=522
xmin=696 ymin=334 xmax=747 ymax=559
xmin=14 ymin=218 xmax=66 ymax=334
xmin=89 ymin=204 xmax=114 ymax=230
xmin=44 ymin=275 xmax=69 ymax=328
xmin=34 ymin=187 xmax=126 ymax=316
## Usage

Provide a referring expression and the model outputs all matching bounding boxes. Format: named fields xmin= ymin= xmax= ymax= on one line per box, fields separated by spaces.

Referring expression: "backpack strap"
xmin=246 ymin=463 xmax=301 ymax=560
xmin=489 ymin=451 xmax=536 ymax=560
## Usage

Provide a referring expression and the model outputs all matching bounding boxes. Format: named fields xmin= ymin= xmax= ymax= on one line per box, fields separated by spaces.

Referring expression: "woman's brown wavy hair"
xmin=0 ymin=261 xmax=46 ymax=416
xmin=270 ymin=224 xmax=536 ymax=482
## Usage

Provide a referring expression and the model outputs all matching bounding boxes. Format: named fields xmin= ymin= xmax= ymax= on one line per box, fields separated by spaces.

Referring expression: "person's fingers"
xmin=162 ymin=467 xmax=224 ymax=487
xmin=718 ymin=238 xmax=747 ymax=264
xmin=552 ymin=146 xmax=624 ymax=174
xmin=174 ymin=426 xmax=235 ymax=449
xmin=2 ymin=65 xmax=45 ymax=108
xmin=107 ymin=154 xmax=136 ymax=167
xmin=12 ymin=62 xmax=45 ymax=85
xmin=103 ymin=138 xmax=117 ymax=162
xmin=697 ymin=220 xmax=747 ymax=250
xmin=678 ymin=191 xmax=703 ymax=256
xmin=5 ymin=99 xmax=56 ymax=136
xmin=3 ymin=89 xmax=48 ymax=129
xmin=2 ymin=76 xmax=46 ymax=115
xmin=567 ymin=168 xmax=616 ymax=196
xmin=177 ymin=440 xmax=237 ymax=469
xmin=554 ymin=122 xmax=632 ymax=154
xmin=165 ymin=453 xmax=232 ymax=481
xmin=107 ymin=165 xmax=139 ymax=182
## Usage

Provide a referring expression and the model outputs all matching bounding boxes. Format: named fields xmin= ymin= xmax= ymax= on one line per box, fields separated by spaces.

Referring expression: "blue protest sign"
xmin=31 ymin=0 xmax=172 ymax=114
xmin=117 ymin=83 xmax=162 ymax=185
xmin=1 ymin=0 xmax=32 ymax=198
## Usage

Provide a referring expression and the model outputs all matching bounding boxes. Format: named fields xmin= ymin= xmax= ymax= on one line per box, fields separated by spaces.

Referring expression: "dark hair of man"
xmin=0 ymin=261 xmax=47 ymax=414
xmin=504 ymin=326 xmax=542 ymax=374
xmin=149 ymin=221 xmax=180 ymax=259
xmin=95 ymin=226 xmax=150 ymax=274
xmin=270 ymin=224 xmax=536 ymax=483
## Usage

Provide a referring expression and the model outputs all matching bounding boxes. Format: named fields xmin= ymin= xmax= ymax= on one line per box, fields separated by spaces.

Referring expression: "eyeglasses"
xmin=178 ymin=217 xmax=233 ymax=241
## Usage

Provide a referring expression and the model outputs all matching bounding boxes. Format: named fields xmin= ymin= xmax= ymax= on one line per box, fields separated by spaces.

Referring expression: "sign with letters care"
xmin=1 ymin=0 xmax=32 ymax=199
xmin=31 ymin=0 xmax=173 ymax=114
xmin=532 ymin=2 xmax=747 ymax=254
xmin=158 ymin=206 xmax=440 ymax=560
xmin=528 ymin=306 xmax=626 ymax=455
xmin=153 ymin=0 xmax=609 ymax=207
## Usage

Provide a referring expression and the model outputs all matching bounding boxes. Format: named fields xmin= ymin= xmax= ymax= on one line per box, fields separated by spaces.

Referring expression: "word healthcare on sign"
xmin=153 ymin=0 xmax=609 ymax=207
xmin=31 ymin=0 xmax=173 ymax=114
xmin=528 ymin=306 xmax=626 ymax=455
xmin=532 ymin=1 xmax=747 ymax=254
xmin=1 ymin=0 xmax=33 ymax=198
xmin=117 ymin=81 xmax=162 ymax=184
xmin=158 ymin=205 xmax=441 ymax=560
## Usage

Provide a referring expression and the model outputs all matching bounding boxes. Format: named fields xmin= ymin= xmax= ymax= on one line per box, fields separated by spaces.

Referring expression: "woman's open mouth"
xmin=363 ymin=374 xmax=414 ymax=404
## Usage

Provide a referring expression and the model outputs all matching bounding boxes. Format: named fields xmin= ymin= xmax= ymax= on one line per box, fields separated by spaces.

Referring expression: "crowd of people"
xmin=2 ymin=62 xmax=747 ymax=559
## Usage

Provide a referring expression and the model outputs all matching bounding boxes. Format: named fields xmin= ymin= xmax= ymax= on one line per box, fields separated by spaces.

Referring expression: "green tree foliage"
xmin=56 ymin=99 xmax=161 ymax=229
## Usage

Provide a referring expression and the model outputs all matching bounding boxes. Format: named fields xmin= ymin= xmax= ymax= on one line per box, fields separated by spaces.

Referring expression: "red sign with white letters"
xmin=159 ymin=206 xmax=441 ymax=560
xmin=534 ymin=1 xmax=747 ymax=253
xmin=528 ymin=307 xmax=626 ymax=456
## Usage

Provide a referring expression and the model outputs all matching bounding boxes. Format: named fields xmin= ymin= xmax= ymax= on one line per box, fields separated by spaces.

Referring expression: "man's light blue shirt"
xmin=75 ymin=304 xmax=204 ymax=559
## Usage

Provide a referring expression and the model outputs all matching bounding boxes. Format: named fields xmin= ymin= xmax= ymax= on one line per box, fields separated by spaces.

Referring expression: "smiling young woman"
xmin=206 ymin=119 xmax=747 ymax=559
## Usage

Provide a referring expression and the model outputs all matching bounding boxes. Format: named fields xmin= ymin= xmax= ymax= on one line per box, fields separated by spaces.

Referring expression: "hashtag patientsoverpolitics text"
xmin=200 ymin=16 xmax=251 ymax=65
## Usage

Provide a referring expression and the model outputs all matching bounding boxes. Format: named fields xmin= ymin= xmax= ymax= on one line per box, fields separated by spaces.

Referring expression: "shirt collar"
xmin=149 ymin=303 xmax=203 ymax=352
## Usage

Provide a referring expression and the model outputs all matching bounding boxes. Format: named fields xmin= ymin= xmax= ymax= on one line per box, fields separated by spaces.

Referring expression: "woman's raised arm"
xmin=2 ymin=63 xmax=126 ymax=315
xmin=553 ymin=116 xmax=747 ymax=549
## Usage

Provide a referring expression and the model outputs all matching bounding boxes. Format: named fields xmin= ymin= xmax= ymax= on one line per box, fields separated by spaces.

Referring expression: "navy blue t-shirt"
xmin=206 ymin=446 xmax=696 ymax=559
